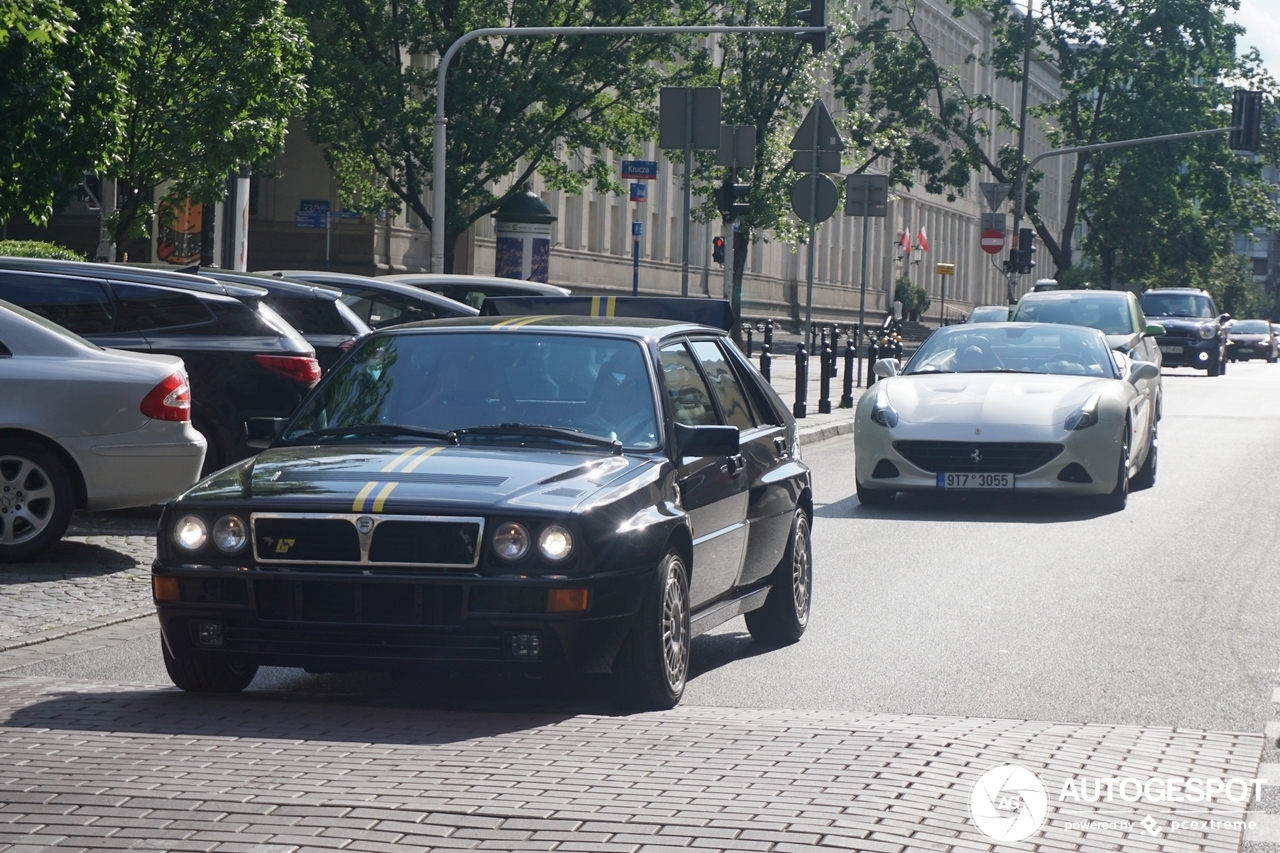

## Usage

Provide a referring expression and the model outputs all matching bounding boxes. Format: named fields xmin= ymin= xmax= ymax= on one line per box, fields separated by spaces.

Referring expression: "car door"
xmin=1128 ymin=295 xmax=1161 ymax=420
xmin=658 ymin=340 xmax=748 ymax=609
xmin=687 ymin=338 xmax=795 ymax=589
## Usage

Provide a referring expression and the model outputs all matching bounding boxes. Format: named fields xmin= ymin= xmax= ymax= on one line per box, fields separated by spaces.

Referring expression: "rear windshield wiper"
xmin=449 ymin=424 xmax=623 ymax=454
xmin=289 ymin=424 xmax=453 ymax=442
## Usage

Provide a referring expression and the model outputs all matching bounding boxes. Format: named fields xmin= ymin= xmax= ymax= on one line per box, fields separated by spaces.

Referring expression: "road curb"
xmin=0 ymin=607 xmax=154 ymax=654
xmin=797 ymin=417 xmax=855 ymax=445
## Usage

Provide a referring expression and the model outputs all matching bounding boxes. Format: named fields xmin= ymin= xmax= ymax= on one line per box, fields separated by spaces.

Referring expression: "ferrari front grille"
xmin=893 ymin=441 xmax=1063 ymax=475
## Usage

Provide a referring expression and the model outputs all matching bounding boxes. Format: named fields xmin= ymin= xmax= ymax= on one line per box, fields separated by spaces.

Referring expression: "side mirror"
xmin=674 ymin=423 xmax=740 ymax=458
xmin=1143 ymin=323 xmax=1165 ymax=337
xmin=246 ymin=417 xmax=286 ymax=449
xmin=1128 ymin=362 xmax=1160 ymax=384
xmin=1218 ymin=313 xmax=1232 ymax=324
xmin=873 ymin=358 xmax=900 ymax=378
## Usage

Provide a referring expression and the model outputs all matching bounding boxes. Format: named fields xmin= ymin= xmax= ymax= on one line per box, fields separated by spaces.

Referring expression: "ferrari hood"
xmin=183 ymin=443 xmax=654 ymax=512
xmin=885 ymin=374 xmax=1113 ymax=426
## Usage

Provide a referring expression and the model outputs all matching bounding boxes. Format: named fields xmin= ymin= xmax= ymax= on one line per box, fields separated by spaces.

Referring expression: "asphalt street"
xmin=9 ymin=362 xmax=1280 ymax=732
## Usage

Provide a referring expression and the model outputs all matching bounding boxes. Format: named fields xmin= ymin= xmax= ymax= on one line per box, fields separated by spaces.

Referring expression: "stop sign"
xmin=980 ymin=229 xmax=1005 ymax=254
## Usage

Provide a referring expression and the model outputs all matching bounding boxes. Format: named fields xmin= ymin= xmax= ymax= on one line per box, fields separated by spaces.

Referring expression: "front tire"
xmin=745 ymin=509 xmax=812 ymax=646
xmin=616 ymin=549 xmax=690 ymax=711
xmin=1095 ymin=423 xmax=1131 ymax=512
xmin=0 ymin=440 xmax=75 ymax=563
xmin=1132 ymin=421 xmax=1157 ymax=491
xmin=856 ymin=480 xmax=895 ymax=507
xmin=162 ymin=638 xmax=258 ymax=693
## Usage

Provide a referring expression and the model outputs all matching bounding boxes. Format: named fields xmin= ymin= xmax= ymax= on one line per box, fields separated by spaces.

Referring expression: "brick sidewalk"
xmin=0 ymin=677 xmax=1262 ymax=852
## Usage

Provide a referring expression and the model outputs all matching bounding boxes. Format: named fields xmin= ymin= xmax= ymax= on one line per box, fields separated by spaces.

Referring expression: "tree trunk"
xmin=1100 ymin=245 xmax=1117 ymax=289
xmin=729 ymin=228 xmax=749 ymax=348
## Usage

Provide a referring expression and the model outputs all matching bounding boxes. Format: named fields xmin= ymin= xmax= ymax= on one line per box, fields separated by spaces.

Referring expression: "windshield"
xmin=284 ymin=331 xmax=660 ymax=449
xmin=905 ymin=325 xmax=1118 ymax=378
xmin=1141 ymin=292 xmax=1215 ymax=318
xmin=1231 ymin=320 xmax=1269 ymax=334
xmin=1013 ymin=296 xmax=1134 ymax=335
xmin=968 ymin=306 xmax=1008 ymax=323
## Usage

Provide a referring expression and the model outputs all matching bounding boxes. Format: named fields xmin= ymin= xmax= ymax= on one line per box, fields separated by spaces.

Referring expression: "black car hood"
xmin=1150 ymin=316 xmax=1213 ymax=332
xmin=1229 ymin=333 xmax=1267 ymax=343
xmin=183 ymin=443 xmax=656 ymax=513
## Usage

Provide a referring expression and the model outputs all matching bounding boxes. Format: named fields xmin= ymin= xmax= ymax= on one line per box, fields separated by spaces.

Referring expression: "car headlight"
xmin=538 ymin=525 xmax=574 ymax=562
xmin=492 ymin=522 xmax=531 ymax=561
xmin=1198 ymin=324 xmax=1215 ymax=340
xmin=869 ymin=387 xmax=899 ymax=428
xmin=1064 ymin=392 xmax=1102 ymax=431
xmin=173 ymin=515 xmax=208 ymax=551
xmin=212 ymin=515 xmax=248 ymax=553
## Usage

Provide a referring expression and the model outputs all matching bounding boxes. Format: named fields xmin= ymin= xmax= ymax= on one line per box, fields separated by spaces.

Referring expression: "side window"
xmin=111 ymin=283 xmax=213 ymax=332
xmin=0 ymin=340 xmax=10 ymax=357
xmin=0 ymin=273 xmax=114 ymax=334
xmin=362 ymin=292 xmax=406 ymax=327
xmin=689 ymin=339 xmax=756 ymax=430
xmin=658 ymin=342 xmax=718 ymax=427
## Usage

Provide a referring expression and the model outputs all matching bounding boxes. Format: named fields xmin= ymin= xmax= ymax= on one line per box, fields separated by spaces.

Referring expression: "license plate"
xmin=1159 ymin=345 xmax=1183 ymax=354
xmin=937 ymin=472 xmax=1013 ymax=489
xmin=1237 ymin=347 xmax=1254 ymax=354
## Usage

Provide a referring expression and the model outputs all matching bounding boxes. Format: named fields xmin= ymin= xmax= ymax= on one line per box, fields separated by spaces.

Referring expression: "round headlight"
xmin=173 ymin=515 xmax=208 ymax=551
xmin=492 ymin=522 xmax=531 ymax=561
xmin=1198 ymin=324 xmax=1215 ymax=340
xmin=212 ymin=515 xmax=248 ymax=553
xmin=538 ymin=524 xmax=574 ymax=562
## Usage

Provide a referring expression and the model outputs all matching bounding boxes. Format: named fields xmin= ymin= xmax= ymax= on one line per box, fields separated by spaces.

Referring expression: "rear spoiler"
xmin=479 ymin=296 xmax=734 ymax=332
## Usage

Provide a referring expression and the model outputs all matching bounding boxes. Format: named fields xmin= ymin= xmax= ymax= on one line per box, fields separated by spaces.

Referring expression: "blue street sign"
xmin=296 ymin=198 xmax=330 ymax=229
xmin=629 ymin=183 xmax=647 ymax=203
xmin=632 ymin=221 xmax=644 ymax=237
xmin=621 ymin=160 xmax=659 ymax=180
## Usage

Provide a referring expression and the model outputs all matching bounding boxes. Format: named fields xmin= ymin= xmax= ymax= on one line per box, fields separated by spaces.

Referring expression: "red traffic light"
xmin=712 ymin=236 xmax=726 ymax=265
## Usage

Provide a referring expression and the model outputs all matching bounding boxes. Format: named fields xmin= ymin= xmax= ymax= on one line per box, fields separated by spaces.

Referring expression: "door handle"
xmin=773 ymin=436 xmax=789 ymax=457
xmin=722 ymin=454 xmax=746 ymax=475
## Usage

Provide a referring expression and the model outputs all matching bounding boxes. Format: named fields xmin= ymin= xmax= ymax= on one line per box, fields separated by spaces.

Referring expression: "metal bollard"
xmin=840 ymin=339 xmax=855 ymax=407
xmin=792 ymin=343 xmax=808 ymax=419
xmin=764 ymin=318 xmax=774 ymax=351
xmin=866 ymin=337 xmax=880 ymax=387
xmin=818 ymin=336 xmax=832 ymax=414
xmin=828 ymin=325 xmax=839 ymax=379
xmin=744 ymin=325 xmax=753 ymax=358
xmin=760 ymin=342 xmax=771 ymax=382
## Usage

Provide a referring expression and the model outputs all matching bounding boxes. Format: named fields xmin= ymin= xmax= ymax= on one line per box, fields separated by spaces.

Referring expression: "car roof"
xmin=259 ymin=270 xmax=480 ymax=315
xmin=381 ymin=273 xmax=571 ymax=295
xmin=373 ymin=314 xmax=725 ymax=340
xmin=199 ymin=270 xmax=344 ymax=301
xmin=1018 ymin=290 xmax=1132 ymax=301
xmin=1142 ymin=287 xmax=1209 ymax=295
xmin=0 ymin=257 xmax=268 ymax=299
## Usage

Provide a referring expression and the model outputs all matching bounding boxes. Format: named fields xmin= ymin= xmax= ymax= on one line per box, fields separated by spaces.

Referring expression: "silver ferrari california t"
xmin=854 ymin=323 xmax=1159 ymax=511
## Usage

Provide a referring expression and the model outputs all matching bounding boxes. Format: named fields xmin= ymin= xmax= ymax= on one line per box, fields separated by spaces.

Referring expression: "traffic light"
xmin=1231 ymin=89 xmax=1263 ymax=153
xmin=713 ymin=236 xmax=726 ymax=265
xmin=795 ymin=0 xmax=828 ymax=54
xmin=1017 ymin=227 xmax=1036 ymax=274
xmin=715 ymin=173 xmax=751 ymax=221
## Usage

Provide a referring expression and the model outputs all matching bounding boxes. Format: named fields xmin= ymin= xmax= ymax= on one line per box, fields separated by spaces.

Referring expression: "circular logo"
xmin=356 ymin=516 xmax=375 ymax=534
xmin=969 ymin=764 xmax=1048 ymax=842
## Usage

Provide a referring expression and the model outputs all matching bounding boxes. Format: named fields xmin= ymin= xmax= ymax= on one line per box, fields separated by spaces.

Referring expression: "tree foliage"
xmin=108 ymin=0 xmax=310 ymax=246
xmin=0 ymin=0 xmax=133 ymax=225
xmin=297 ymin=0 xmax=712 ymax=272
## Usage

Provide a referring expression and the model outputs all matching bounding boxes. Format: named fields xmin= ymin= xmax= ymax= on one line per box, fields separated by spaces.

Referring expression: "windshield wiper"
xmin=290 ymin=424 xmax=453 ymax=442
xmin=449 ymin=424 xmax=623 ymax=454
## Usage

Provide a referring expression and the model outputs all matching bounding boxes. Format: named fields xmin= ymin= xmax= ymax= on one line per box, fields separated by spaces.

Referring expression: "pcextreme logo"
xmin=969 ymin=764 xmax=1049 ymax=842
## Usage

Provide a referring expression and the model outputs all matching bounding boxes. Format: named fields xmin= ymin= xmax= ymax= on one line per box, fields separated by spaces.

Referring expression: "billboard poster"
xmin=156 ymin=196 xmax=203 ymax=265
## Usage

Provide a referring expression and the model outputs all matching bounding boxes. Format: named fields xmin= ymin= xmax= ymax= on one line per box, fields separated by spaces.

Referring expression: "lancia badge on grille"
xmin=970 ymin=448 xmax=982 ymax=463
xmin=356 ymin=516 xmax=374 ymax=534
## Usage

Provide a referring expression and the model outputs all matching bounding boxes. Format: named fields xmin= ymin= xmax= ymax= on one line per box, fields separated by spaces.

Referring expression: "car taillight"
xmin=140 ymin=372 xmax=192 ymax=422
xmin=254 ymin=354 xmax=322 ymax=384
xmin=337 ymin=337 xmax=357 ymax=352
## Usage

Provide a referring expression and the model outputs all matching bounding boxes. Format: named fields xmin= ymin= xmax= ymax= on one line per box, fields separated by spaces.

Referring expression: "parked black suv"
xmin=0 ymin=258 xmax=321 ymax=474
xmin=1139 ymin=288 xmax=1231 ymax=376
xmin=260 ymin=270 xmax=478 ymax=329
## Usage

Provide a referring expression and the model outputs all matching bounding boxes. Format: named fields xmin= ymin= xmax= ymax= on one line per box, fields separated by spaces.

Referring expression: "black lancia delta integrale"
xmin=152 ymin=313 xmax=812 ymax=709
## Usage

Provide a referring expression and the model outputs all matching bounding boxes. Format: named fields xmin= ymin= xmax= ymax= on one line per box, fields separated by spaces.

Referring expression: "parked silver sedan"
xmin=0 ymin=300 xmax=206 ymax=561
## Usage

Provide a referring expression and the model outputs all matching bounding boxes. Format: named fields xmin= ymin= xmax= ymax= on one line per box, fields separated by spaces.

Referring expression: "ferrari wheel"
xmin=745 ymin=509 xmax=812 ymax=646
xmin=1096 ymin=424 xmax=1130 ymax=512
xmin=617 ymin=549 xmax=689 ymax=711
xmin=856 ymin=480 xmax=895 ymax=507
xmin=1132 ymin=421 xmax=1157 ymax=491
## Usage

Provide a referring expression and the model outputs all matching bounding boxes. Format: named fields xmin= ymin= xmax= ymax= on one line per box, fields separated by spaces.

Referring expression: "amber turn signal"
xmin=546 ymin=588 xmax=589 ymax=613
xmin=153 ymin=576 xmax=180 ymax=601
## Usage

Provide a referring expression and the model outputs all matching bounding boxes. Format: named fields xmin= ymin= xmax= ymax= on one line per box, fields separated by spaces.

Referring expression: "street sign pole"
xmin=856 ymin=180 xmax=870 ymax=388
xmin=804 ymin=109 xmax=819 ymax=351
xmin=632 ymin=221 xmax=642 ymax=296
xmin=681 ymin=91 xmax=694 ymax=297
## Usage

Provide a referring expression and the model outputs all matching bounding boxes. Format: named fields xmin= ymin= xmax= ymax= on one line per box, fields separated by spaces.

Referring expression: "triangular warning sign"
xmin=790 ymin=100 xmax=845 ymax=151
xmin=979 ymin=182 xmax=1012 ymax=211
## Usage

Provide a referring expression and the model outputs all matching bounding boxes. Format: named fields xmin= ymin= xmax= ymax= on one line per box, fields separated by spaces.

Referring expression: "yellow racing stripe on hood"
xmin=400 ymin=445 xmax=442 ymax=473
xmin=381 ymin=446 xmax=425 ymax=473
xmin=352 ymin=481 xmax=378 ymax=512
xmin=371 ymin=481 xmax=398 ymax=512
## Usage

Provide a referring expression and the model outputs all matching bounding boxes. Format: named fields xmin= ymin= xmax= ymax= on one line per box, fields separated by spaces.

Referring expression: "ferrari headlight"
xmin=869 ymin=388 xmax=899 ymax=428
xmin=212 ymin=515 xmax=248 ymax=553
xmin=537 ymin=525 xmax=574 ymax=562
xmin=1064 ymin=392 xmax=1102 ymax=431
xmin=173 ymin=515 xmax=208 ymax=551
xmin=492 ymin=522 xmax=531 ymax=561
xmin=1198 ymin=324 xmax=1215 ymax=340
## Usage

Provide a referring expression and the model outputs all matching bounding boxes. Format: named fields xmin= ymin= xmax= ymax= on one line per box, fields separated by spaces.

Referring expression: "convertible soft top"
xmin=479 ymin=295 xmax=734 ymax=332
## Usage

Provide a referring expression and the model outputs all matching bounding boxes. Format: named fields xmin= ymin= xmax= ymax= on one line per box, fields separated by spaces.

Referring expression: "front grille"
xmin=254 ymin=579 xmax=463 ymax=625
xmin=254 ymin=517 xmax=360 ymax=563
xmin=893 ymin=441 xmax=1063 ymax=475
xmin=1157 ymin=329 xmax=1197 ymax=342
xmin=370 ymin=520 xmax=479 ymax=565
xmin=251 ymin=513 xmax=485 ymax=568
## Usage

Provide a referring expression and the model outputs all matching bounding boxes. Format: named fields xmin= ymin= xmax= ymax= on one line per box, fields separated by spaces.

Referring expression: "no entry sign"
xmin=980 ymin=228 xmax=1005 ymax=254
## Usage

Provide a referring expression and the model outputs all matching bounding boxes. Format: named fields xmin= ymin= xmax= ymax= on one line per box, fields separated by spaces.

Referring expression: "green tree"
xmin=0 ymin=0 xmax=133 ymax=225
xmin=108 ymin=0 xmax=310 ymax=247
xmin=974 ymin=0 xmax=1278 ymax=285
xmin=297 ymin=0 xmax=710 ymax=273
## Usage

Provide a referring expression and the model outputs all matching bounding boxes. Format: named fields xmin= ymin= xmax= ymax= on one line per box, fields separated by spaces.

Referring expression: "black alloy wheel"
xmin=617 ymin=548 xmax=690 ymax=711
xmin=745 ymin=509 xmax=813 ymax=645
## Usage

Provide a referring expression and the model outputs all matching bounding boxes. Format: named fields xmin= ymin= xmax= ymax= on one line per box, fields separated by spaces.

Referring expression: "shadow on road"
xmin=0 ymin=540 xmax=143 ymax=581
xmin=815 ymin=491 xmax=1117 ymax=523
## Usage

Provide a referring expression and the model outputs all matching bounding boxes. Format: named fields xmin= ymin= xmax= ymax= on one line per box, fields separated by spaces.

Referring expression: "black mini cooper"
xmin=152 ymin=315 xmax=813 ymax=709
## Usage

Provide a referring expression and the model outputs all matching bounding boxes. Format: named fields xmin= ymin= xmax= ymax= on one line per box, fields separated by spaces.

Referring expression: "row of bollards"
xmin=743 ymin=320 xmax=869 ymax=420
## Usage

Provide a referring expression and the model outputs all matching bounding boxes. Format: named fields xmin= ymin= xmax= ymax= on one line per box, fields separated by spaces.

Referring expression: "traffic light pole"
xmin=430 ymin=24 xmax=825 ymax=274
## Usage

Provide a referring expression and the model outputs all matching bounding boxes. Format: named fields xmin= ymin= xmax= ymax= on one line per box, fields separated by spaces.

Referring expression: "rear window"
xmin=0 ymin=272 xmax=115 ymax=334
xmin=111 ymin=282 xmax=214 ymax=331
xmin=267 ymin=295 xmax=350 ymax=335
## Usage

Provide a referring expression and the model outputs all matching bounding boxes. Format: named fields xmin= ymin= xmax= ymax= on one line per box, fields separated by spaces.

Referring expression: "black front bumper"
xmin=154 ymin=566 xmax=650 ymax=674
xmin=1155 ymin=337 xmax=1218 ymax=368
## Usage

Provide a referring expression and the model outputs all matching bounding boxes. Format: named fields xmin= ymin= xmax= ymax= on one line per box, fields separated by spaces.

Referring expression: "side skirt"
xmin=689 ymin=586 xmax=770 ymax=638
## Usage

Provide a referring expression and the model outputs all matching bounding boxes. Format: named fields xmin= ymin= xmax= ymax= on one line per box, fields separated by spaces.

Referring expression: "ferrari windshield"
xmin=1013 ymin=295 xmax=1135 ymax=334
xmin=284 ymin=331 xmax=660 ymax=449
xmin=1141 ymin=292 xmax=1215 ymax=318
xmin=905 ymin=324 xmax=1119 ymax=378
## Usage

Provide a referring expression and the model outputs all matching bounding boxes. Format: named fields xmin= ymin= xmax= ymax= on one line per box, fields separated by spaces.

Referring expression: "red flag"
xmin=916 ymin=227 xmax=929 ymax=252
xmin=899 ymin=229 xmax=911 ymax=252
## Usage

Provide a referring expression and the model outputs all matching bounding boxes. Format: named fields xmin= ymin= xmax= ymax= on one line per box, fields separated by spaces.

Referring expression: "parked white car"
xmin=0 ymin=300 xmax=206 ymax=560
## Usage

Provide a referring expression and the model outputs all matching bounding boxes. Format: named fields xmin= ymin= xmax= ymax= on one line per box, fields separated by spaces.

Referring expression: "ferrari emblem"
xmin=970 ymin=449 xmax=982 ymax=463
xmin=274 ymin=538 xmax=296 ymax=553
